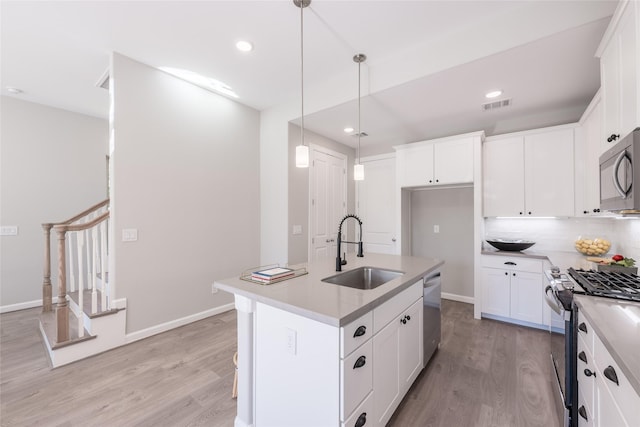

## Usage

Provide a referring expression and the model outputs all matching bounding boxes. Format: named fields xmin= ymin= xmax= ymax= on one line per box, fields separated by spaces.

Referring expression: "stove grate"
xmin=568 ymin=268 xmax=640 ymax=302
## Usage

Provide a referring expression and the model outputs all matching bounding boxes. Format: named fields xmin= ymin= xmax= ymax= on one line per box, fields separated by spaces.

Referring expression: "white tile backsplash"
xmin=484 ymin=217 xmax=640 ymax=261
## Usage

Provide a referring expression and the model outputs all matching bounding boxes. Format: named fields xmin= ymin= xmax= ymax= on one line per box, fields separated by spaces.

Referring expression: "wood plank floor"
xmin=1 ymin=300 xmax=558 ymax=427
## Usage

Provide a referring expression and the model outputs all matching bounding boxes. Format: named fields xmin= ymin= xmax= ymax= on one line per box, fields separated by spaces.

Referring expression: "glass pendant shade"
xmin=296 ymin=144 xmax=309 ymax=168
xmin=354 ymin=163 xmax=364 ymax=181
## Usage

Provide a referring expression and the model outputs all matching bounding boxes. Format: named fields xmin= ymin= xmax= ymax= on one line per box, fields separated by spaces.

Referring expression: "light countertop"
xmin=481 ymin=248 xmax=592 ymax=270
xmin=574 ymin=295 xmax=640 ymax=396
xmin=214 ymin=253 xmax=443 ymax=327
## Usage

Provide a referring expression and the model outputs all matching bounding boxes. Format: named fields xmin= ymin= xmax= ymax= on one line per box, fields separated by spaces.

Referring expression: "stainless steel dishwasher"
xmin=423 ymin=269 xmax=442 ymax=368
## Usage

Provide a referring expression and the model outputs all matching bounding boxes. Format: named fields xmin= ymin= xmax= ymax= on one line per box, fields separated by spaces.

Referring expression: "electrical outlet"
xmin=122 ymin=228 xmax=138 ymax=242
xmin=0 ymin=226 xmax=18 ymax=236
xmin=285 ymin=328 xmax=297 ymax=355
xmin=434 ymin=225 xmax=440 ymax=233
xmin=211 ymin=283 xmax=218 ymax=294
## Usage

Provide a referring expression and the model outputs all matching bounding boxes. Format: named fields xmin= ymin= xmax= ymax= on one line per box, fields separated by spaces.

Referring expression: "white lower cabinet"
xmin=481 ymin=255 xmax=544 ymax=326
xmin=576 ymin=309 xmax=640 ymax=427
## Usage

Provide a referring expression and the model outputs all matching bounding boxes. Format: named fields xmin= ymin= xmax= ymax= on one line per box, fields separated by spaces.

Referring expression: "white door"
xmin=356 ymin=155 xmax=396 ymax=254
xmin=310 ymin=147 xmax=346 ymax=262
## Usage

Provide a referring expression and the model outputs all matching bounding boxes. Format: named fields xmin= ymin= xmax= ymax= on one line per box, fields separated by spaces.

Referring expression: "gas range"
xmin=567 ymin=268 xmax=640 ymax=302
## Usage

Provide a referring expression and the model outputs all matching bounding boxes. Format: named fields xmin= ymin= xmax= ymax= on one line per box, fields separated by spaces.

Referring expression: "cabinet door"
xmin=357 ymin=156 xmax=397 ymax=254
xmin=481 ymin=268 xmax=511 ymax=317
xmin=397 ymin=144 xmax=433 ymax=187
xmin=575 ymin=98 xmax=603 ymax=216
xmin=483 ymin=136 xmax=525 ymax=217
xmin=399 ymin=299 xmax=423 ymax=392
xmin=601 ymin=40 xmax=621 ymax=149
xmin=524 ymin=129 xmax=575 ymax=217
xmin=434 ymin=137 xmax=474 ymax=185
xmin=596 ymin=380 xmax=629 ymax=427
xmin=373 ymin=318 xmax=400 ymax=427
xmin=618 ymin=1 xmax=638 ymax=138
xmin=509 ymin=271 xmax=543 ymax=324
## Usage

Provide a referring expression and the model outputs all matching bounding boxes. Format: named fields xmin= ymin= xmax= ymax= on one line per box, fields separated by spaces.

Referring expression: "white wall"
xmin=288 ymin=123 xmax=355 ymax=265
xmin=410 ymin=187 xmax=475 ymax=298
xmin=0 ymin=96 xmax=107 ymax=310
xmin=110 ymin=53 xmax=260 ymax=334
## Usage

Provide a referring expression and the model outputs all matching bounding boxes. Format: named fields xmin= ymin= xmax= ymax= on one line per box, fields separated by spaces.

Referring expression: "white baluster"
xmin=91 ymin=227 xmax=98 ymax=315
xmin=100 ymin=221 xmax=108 ymax=310
xmin=68 ymin=233 xmax=77 ymax=293
xmin=77 ymin=231 xmax=85 ymax=338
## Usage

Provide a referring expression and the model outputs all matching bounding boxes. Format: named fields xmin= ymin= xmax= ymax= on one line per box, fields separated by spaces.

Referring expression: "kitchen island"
xmin=215 ymin=253 xmax=443 ymax=427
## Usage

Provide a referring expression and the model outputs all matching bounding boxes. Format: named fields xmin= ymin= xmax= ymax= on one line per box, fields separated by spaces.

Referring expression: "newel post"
xmin=42 ymin=223 xmax=53 ymax=312
xmin=55 ymin=226 xmax=69 ymax=343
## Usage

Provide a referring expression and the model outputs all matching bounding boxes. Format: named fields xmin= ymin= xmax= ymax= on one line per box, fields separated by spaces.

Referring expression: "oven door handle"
xmin=544 ymin=285 xmax=562 ymax=316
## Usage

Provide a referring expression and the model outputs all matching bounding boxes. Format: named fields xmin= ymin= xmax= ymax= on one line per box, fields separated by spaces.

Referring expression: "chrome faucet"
xmin=336 ymin=214 xmax=364 ymax=271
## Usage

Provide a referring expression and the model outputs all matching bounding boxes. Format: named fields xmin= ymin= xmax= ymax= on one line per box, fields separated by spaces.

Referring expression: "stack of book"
xmin=251 ymin=267 xmax=295 ymax=284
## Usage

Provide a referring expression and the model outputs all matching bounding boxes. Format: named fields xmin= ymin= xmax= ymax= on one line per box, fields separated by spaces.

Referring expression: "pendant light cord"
xmin=357 ymin=59 xmax=361 ymax=164
xmin=300 ymin=3 xmax=305 ymax=148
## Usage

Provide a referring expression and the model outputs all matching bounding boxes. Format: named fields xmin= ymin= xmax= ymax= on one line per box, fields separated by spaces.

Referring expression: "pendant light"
xmin=353 ymin=53 xmax=366 ymax=181
xmin=294 ymin=0 xmax=310 ymax=168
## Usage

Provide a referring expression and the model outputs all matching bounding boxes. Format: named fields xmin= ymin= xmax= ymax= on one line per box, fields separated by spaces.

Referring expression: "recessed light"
xmin=485 ymin=90 xmax=502 ymax=99
xmin=344 ymin=127 xmax=354 ymax=133
xmin=236 ymin=40 xmax=253 ymax=52
xmin=6 ymin=87 xmax=23 ymax=94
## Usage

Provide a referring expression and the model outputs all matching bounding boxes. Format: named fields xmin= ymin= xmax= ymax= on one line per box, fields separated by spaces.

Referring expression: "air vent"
xmin=482 ymin=98 xmax=512 ymax=111
xmin=351 ymin=132 xmax=368 ymax=137
xmin=96 ymin=69 xmax=110 ymax=90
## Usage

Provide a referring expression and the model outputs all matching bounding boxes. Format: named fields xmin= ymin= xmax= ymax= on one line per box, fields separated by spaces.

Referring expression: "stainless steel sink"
xmin=321 ymin=267 xmax=404 ymax=290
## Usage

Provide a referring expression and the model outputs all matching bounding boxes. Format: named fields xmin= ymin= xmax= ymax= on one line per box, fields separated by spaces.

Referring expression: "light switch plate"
xmin=0 ymin=226 xmax=18 ymax=236
xmin=433 ymin=225 xmax=440 ymax=233
xmin=285 ymin=328 xmax=297 ymax=355
xmin=122 ymin=228 xmax=138 ymax=242
xmin=292 ymin=225 xmax=302 ymax=235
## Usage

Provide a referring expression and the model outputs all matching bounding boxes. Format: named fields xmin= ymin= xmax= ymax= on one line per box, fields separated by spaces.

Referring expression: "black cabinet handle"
xmin=429 ymin=179 xmax=433 ymax=183
xmin=607 ymin=134 xmax=620 ymax=142
xmin=353 ymin=326 xmax=367 ymax=338
xmin=504 ymin=261 xmax=517 ymax=266
xmin=504 ymin=272 xmax=508 ymax=275
xmin=528 ymin=211 xmax=532 ymax=215
xmin=578 ymin=406 xmax=588 ymax=421
xmin=604 ymin=366 xmax=619 ymax=385
xmin=353 ymin=355 xmax=366 ymax=369
xmin=355 ymin=412 xmax=367 ymax=427
xmin=583 ymin=210 xmax=588 ymax=214
xmin=519 ymin=212 xmax=523 ymax=215
xmin=400 ymin=317 xmax=407 ymax=324
xmin=512 ymin=273 xmax=516 ymax=276
xmin=584 ymin=368 xmax=596 ymax=378
xmin=435 ymin=179 xmax=439 ymax=183
xmin=578 ymin=351 xmax=587 ymax=363
xmin=578 ymin=322 xmax=588 ymax=333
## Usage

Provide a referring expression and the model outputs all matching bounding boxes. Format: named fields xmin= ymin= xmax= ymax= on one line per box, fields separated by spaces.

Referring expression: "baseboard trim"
xmin=125 ymin=303 xmax=235 ymax=344
xmin=1 ymin=297 xmax=59 ymax=314
xmin=441 ymin=292 xmax=474 ymax=304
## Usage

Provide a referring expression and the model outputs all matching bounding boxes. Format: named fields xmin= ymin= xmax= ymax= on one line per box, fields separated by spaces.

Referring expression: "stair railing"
xmin=42 ymin=199 xmax=109 ymax=343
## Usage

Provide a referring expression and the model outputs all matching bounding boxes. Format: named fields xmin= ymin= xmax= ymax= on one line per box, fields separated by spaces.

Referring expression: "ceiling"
xmin=1 ymin=1 xmax=618 ymax=151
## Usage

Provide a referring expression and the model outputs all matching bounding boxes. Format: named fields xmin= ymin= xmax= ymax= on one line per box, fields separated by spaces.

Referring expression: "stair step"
xmin=68 ymin=290 xmax=122 ymax=319
xmin=39 ymin=311 xmax=96 ymax=350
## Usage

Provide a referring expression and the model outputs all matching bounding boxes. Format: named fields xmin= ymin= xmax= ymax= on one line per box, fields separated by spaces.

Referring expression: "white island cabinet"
xmin=214 ymin=253 xmax=443 ymax=427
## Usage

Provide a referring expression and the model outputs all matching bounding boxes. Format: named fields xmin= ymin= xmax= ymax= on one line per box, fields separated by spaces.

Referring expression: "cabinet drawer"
xmin=577 ymin=334 xmax=595 ymax=416
xmin=342 ymin=391 xmax=373 ymax=427
xmin=593 ymin=333 xmax=640 ymax=425
xmin=576 ymin=311 xmax=594 ymax=355
xmin=481 ymin=256 xmax=542 ymax=273
xmin=373 ymin=281 xmax=421 ymax=334
xmin=577 ymin=386 xmax=594 ymax=427
xmin=341 ymin=311 xmax=373 ymax=358
xmin=340 ymin=340 xmax=373 ymax=420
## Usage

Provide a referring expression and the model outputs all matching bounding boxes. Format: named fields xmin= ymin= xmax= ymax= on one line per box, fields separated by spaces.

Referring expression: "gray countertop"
xmin=574 ymin=295 xmax=640 ymax=396
xmin=214 ymin=253 xmax=444 ymax=327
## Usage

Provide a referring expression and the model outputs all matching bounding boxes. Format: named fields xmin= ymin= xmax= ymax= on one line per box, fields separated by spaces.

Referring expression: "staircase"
xmin=40 ymin=199 xmax=127 ymax=367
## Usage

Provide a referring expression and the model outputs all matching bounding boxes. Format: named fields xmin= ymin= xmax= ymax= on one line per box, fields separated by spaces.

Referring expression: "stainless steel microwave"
xmin=600 ymin=127 xmax=640 ymax=213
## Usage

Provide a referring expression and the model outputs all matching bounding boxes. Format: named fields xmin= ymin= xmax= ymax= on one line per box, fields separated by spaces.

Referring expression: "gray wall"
xmin=288 ymin=123 xmax=355 ymax=265
xmin=111 ymin=53 xmax=260 ymax=334
xmin=0 ymin=96 xmax=108 ymax=309
xmin=410 ymin=187 xmax=474 ymax=298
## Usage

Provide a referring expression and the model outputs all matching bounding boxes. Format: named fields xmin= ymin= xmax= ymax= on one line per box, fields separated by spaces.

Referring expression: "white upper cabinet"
xmin=483 ymin=127 xmax=575 ymax=217
xmin=598 ymin=0 xmax=639 ymax=150
xmin=575 ymin=93 xmax=605 ymax=216
xmin=395 ymin=135 xmax=474 ymax=188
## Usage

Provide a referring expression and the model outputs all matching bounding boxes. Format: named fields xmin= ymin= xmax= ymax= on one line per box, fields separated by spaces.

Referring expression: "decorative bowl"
xmin=486 ymin=239 xmax=536 ymax=252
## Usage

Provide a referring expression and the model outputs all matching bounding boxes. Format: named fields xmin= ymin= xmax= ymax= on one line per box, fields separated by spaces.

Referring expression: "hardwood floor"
xmin=1 ymin=300 xmax=558 ymax=427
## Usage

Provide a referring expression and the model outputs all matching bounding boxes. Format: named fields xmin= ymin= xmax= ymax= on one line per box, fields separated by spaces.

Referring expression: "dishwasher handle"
xmin=423 ymin=271 xmax=441 ymax=287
